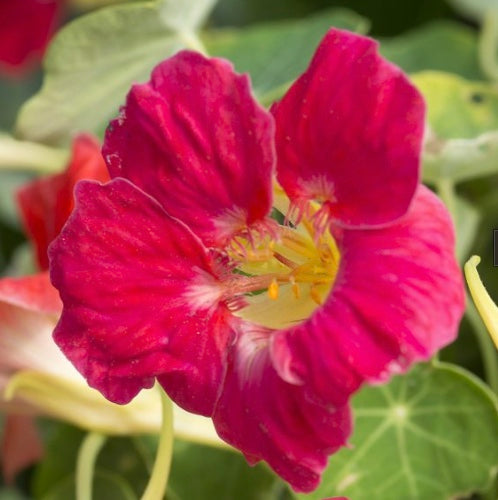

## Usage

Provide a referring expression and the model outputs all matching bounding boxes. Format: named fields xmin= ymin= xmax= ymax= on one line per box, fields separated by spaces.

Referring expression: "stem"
xmin=0 ymin=135 xmax=68 ymax=173
xmin=141 ymin=389 xmax=174 ymax=500
xmin=435 ymin=178 xmax=457 ymax=221
xmin=466 ymin=292 xmax=498 ymax=394
xmin=478 ymin=8 xmax=498 ymax=81
xmin=76 ymin=432 xmax=107 ymax=500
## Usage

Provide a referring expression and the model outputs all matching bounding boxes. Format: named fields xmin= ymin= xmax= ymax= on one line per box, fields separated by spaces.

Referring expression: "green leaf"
xmin=40 ymin=471 xmax=137 ymax=500
xmin=423 ymin=130 xmax=498 ymax=183
xmin=0 ymin=171 xmax=32 ymax=228
xmin=379 ymin=21 xmax=482 ymax=80
xmin=0 ymin=487 xmax=30 ymax=500
xmin=412 ymin=71 xmax=498 ymax=139
xmin=303 ymin=363 xmax=498 ymax=500
xmin=15 ymin=0 xmax=216 ymax=146
xmin=447 ymin=0 xmax=498 ymax=22
xmin=203 ymin=8 xmax=369 ymax=101
xmin=164 ymin=439 xmax=287 ymax=500
xmin=32 ymin=425 xmax=83 ymax=499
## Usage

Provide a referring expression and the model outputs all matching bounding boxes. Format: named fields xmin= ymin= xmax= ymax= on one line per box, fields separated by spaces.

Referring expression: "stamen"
xmin=280 ymin=228 xmax=316 ymax=258
xmin=310 ymin=285 xmax=323 ymax=305
xmin=268 ymin=279 xmax=279 ymax=300
xmin=273 ymin=251 xmax=298 ymax=270
xmin=230 ymin=236 xmax=248 ymax=258
xmin=285 ymin=199 xmax=308 ymax=227
xmin=310 ymin=204 xmax=332 ymax=241
xmin=290 ymin=276 xmax=300 ymax=299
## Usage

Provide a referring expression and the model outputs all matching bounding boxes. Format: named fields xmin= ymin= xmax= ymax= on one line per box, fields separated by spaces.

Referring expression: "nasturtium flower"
xmin=49 ymin=29 xmax=465 ymax=492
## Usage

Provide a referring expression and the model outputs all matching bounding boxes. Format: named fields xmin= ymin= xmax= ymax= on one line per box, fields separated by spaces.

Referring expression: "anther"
xmin=268 ymin=278 xmax=279 ymax=300
xmin=290 ymin=276 xmax=300 ymax=299
xmin=310 ymin=285 xmax=322 ymax=305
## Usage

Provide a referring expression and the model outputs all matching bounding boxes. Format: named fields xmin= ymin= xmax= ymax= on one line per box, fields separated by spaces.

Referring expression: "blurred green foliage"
xmin=213 ymin=0 xmax=456 ymax=36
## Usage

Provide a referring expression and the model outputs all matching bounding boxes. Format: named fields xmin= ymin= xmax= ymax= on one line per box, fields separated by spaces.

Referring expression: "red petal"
xmin=50 ymin=179 xmax=232 ymax=413
xmin=103 ymin=51 xmax=275 ymax=247
xmin=0 ymin=273 xmax=61 ymax=314
xmin=1 ymin=415 xmax=43 ymax=484
xmin=17 ymin=134 xmax=109 ymax=270
xmin=0 ymin=0 xmax=62 ymax=76
xmin=272 ymin=186 xmax=464 ymax=406
xmin=272 ymin=28 xmax=425 ymax=228
xmin=213 ymin=322 xmax=352 ymax=493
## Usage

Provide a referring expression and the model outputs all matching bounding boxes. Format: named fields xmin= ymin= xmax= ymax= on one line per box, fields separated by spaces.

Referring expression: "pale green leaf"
xmin=423 ymin=130 xmax=498 ymax=183
xmin=379 ymin=21 xmax=482 ymax=80
xmin=16 ymin=0 xmax=216 ymax=146
xmin=203 ymin=8 xmax=369 ymax=101
xmin=303 ymin=363 xmax=498 ymax=500
xmin=412 ymin=71 xmax=498 ymax=139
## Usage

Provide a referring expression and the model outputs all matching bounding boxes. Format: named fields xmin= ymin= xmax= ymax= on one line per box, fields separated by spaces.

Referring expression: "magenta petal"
xmin=103 ymin=51 xmax=275 ymax=247
xmin=273 ymin=186 xmax=464 ymax=406
xmin=272 ymin=28 xmax=425 ymax=227
xmin=49 ymin=179 xmax=232 ymax=412
xmin=213 ymin=322 xmax=352 ymax=493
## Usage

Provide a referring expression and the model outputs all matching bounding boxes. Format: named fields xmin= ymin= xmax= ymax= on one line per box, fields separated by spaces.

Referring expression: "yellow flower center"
xmin=226 ymin=193 xmax=341 ymax=330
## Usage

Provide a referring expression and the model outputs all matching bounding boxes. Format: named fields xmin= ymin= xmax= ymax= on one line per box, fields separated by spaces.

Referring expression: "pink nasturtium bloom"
xmin=49 ymin=29 xmax=465 ymax=492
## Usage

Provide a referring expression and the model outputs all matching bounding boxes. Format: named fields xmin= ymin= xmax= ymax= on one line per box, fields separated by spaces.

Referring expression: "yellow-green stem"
xmin=76 ymin=432 xmax=107 ymax=500
xmin=141 ymin=389 xmax=174 ymax=500
xmin=0 ymin=135 xmax=68 ymax=173
xmin=436 ymin=178 xmax=457 ymax=222
xmin=466 ymin=292 xmax=498 ymax=394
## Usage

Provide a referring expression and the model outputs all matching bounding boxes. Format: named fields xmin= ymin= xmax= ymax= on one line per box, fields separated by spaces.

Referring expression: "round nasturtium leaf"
xmin=412 ymin=71 xmax=498 ymax=139
xmin=303 ymin=363 xmax=498 ymax=500
xmin=15 ymin=0 xmax=217 ymax=146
